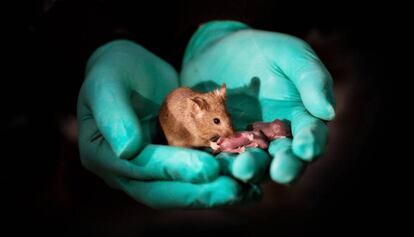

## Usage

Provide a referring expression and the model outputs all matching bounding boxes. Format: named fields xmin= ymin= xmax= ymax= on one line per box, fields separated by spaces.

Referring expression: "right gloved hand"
xmin=77 ymin=40 xmax=260 ymax=209
xmin=180 ymin=20 xmax=336 ymax=184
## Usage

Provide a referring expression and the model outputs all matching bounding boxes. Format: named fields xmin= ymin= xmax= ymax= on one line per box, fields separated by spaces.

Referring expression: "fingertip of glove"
xmin=309 ymin=102 xmax=335 ymax=121
xmin=233 ymin=153 xmax=255 ymax=182
xmin=270 ymin=151 xmax=302 ymax=184
xmin=113 ymin=134 xmax=143 ymax=160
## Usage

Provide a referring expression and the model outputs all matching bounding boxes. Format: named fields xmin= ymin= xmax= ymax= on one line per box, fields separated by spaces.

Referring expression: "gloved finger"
xmin=279 ymin=40 xmax=335 ymax=120
xmin=290 ymin=108 xmax=329 ymax=161
xmin=120 ymin=176 xmax=262 ymax=209
xmin=80 ymin=39 xmax=179 ymax=160
xmin=268 ymin=138 xmax=305 ymax=184
xmin=216 ymin=148 xmax=270 ymax=183
xmin=79 ymin=76 xmax=142 ymax=160
xmin=129 ymin=144 xmax=220 ymax=183
xmin=79 ymin=122 xmax=220 ymax=183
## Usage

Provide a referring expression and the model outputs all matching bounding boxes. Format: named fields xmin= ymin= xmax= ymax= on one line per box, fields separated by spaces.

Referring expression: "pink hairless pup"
xmin=210 ymin=119 xmax=291 ymax=154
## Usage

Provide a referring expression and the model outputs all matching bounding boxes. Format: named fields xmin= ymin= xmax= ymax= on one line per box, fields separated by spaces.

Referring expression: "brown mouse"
xmin=159 ymin=84 xmax=234 ymax=148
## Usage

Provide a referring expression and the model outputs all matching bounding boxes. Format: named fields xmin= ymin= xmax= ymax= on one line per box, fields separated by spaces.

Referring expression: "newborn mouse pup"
xmin=159 ymin=84 xmax=234 ymax=148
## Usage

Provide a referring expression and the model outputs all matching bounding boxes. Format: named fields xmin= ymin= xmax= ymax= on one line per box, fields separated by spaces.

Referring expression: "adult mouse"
xmin=159 ymin=84 xmax=234 ymax=148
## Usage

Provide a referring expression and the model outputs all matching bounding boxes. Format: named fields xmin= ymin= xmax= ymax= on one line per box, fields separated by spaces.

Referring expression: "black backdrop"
xmin=2 ymin=0 xmax=400 ymax=235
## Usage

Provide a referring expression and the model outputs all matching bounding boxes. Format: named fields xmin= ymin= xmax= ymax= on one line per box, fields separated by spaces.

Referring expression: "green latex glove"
xmin=77 ymin=40 xmax=260 ymax=209
xmin=181 ymin=21 xmax=335 ymax=184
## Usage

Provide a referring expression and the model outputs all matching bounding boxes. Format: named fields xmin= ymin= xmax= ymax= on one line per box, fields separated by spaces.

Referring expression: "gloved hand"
xmin=181 ymin=21 xmax=335 ymax=184
xmin=77 ymin=40 xmax=260 ymax=209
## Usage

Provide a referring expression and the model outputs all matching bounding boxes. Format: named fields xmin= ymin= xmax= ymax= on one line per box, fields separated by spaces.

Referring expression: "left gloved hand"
xmin=77 ymin=40 xmax=260 ymax=209
xmin=181 ymin=20 xmax=336 ymax=184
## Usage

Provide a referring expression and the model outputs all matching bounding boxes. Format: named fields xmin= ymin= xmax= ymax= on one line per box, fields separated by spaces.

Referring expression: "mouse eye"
xmin=213 ymin=118 xmax=220 ymax=125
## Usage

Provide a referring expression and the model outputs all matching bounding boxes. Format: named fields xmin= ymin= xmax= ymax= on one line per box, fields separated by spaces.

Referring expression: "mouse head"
xmin=188 ymin=83 xmax=234 ymax=143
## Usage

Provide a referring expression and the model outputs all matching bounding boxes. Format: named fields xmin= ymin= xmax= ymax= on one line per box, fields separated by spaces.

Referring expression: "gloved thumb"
xmin=81 ymin=74 xmax=143 ymax=160
xmin=278 ymin=37 xmax=336 ymax=121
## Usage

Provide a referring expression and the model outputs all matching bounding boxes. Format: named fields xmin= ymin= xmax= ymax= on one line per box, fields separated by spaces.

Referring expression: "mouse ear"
xmin=188 ymin=97 xmax=208 ymax=113
xmin=214 ymin=83 xmax=227 ymax=99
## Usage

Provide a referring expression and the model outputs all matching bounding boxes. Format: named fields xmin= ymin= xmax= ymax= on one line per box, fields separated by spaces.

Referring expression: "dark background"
xmin=2 ymin=0 xmax=401 ymax=235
